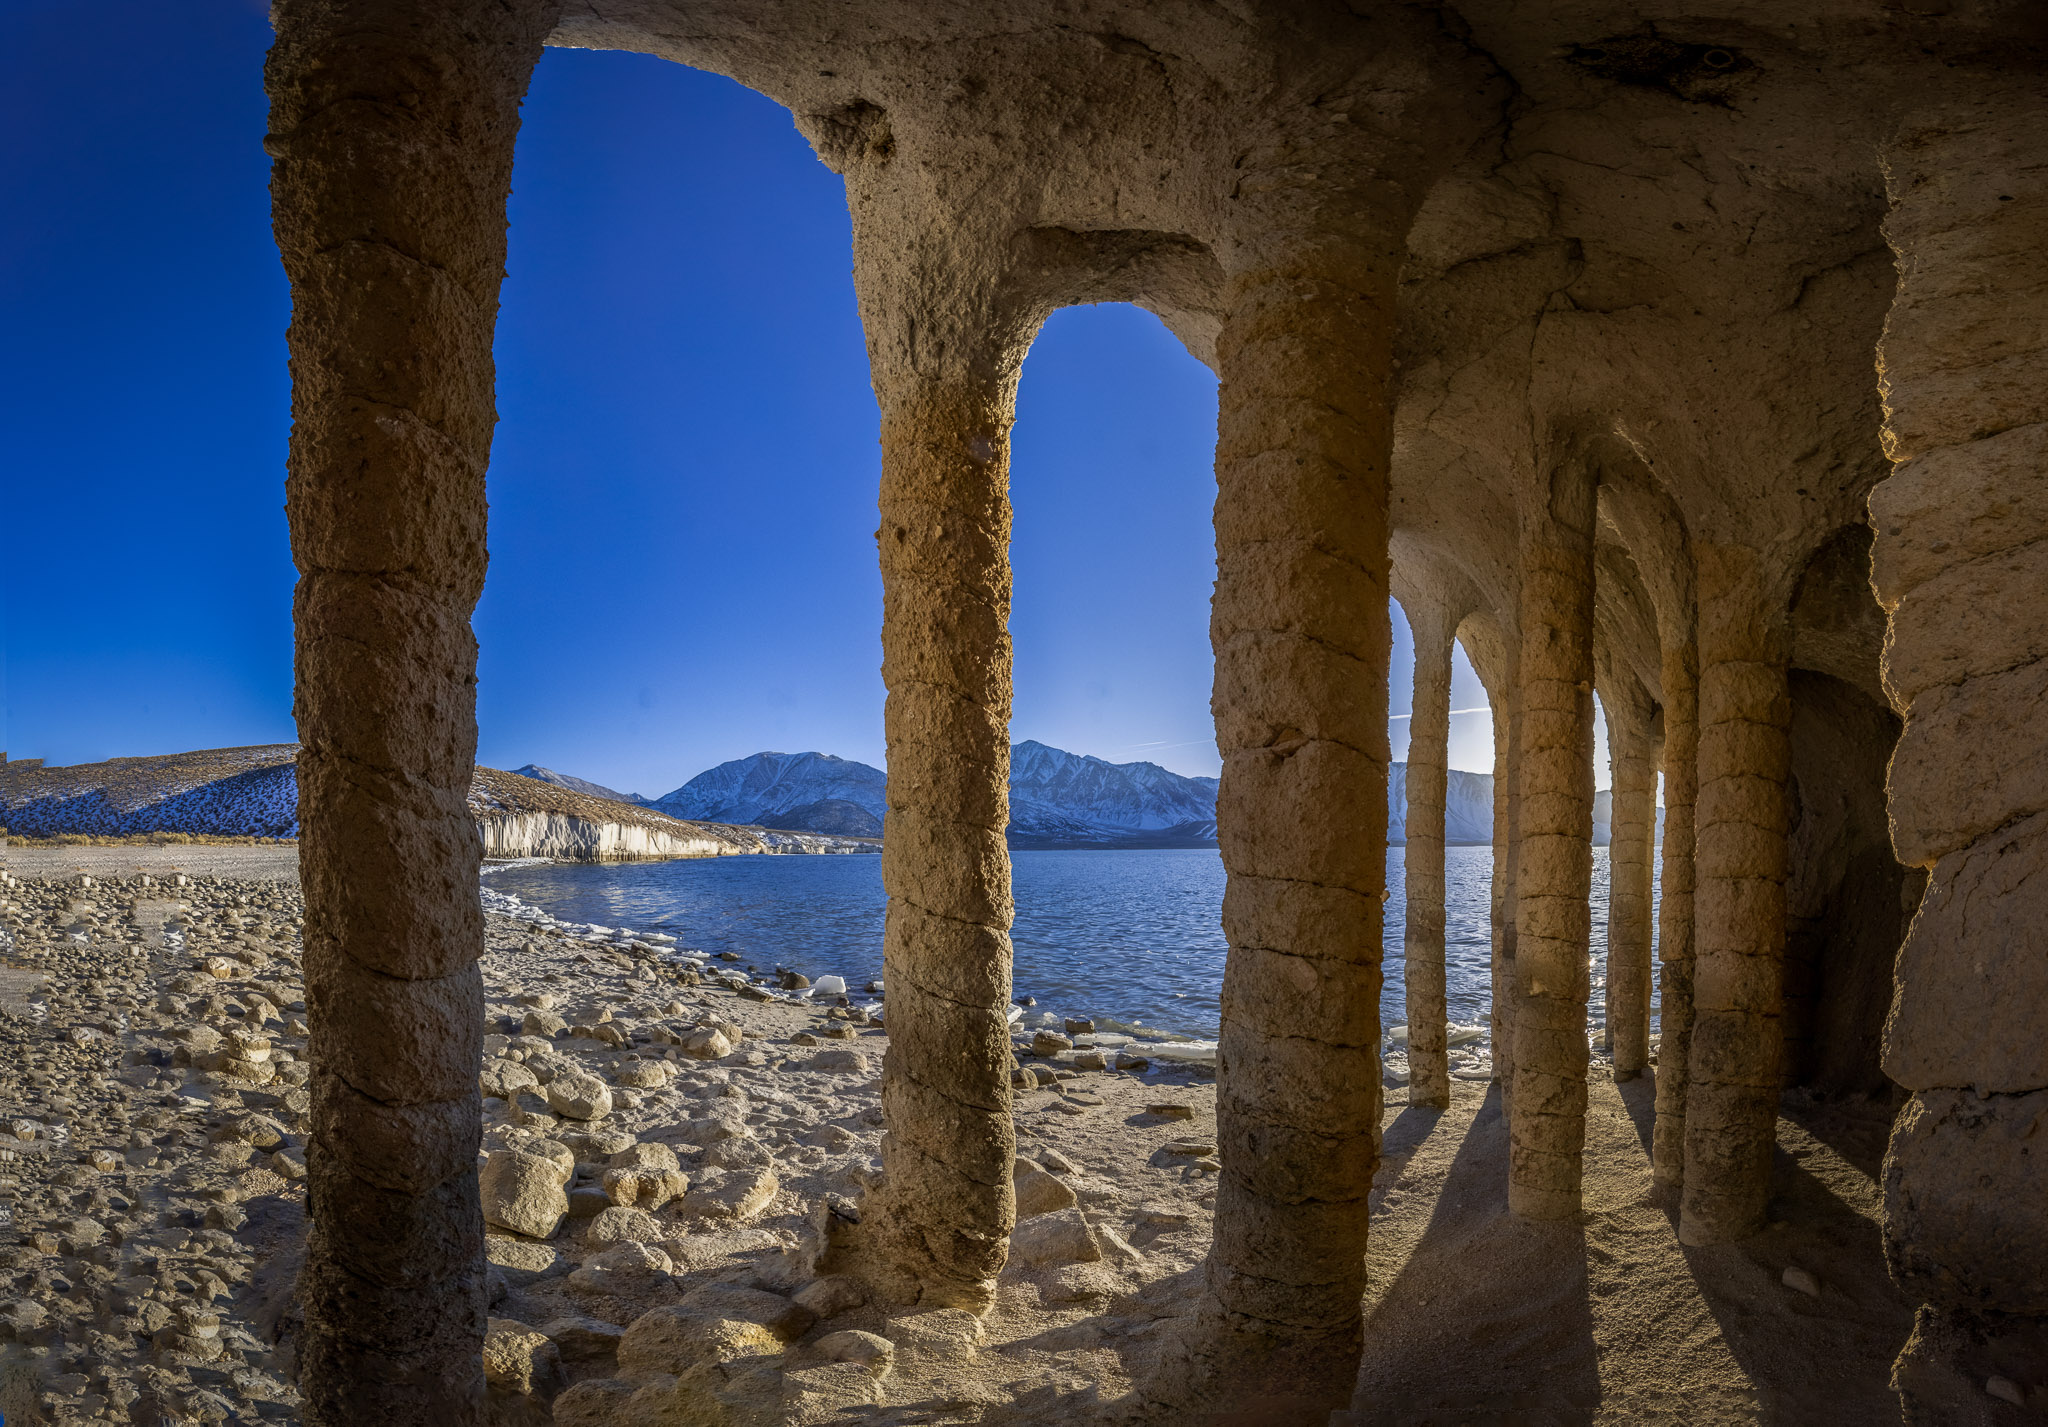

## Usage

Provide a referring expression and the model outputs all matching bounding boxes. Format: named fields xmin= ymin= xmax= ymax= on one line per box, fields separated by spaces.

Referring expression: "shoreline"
xmin=0 ymin=847 xmax=1910 ymax=1424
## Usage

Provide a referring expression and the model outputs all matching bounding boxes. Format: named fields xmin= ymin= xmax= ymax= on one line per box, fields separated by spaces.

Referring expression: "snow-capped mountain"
xmin=656 ymin=753 xmax=889 ymax=833
xmin=1389 ymin=763 xmax=1496 ymax=846
xmin=511 ymin=764 xmax=650 ymax=806
xmin=654 ymin=743 xmax=1531 ymax=848
xmin=1006 ymin=740 xmax=1220 ymax=847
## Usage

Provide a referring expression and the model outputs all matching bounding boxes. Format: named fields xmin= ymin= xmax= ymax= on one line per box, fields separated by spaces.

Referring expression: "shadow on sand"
xmin=1348 ymin=1084 xmax=1601 ymax=1425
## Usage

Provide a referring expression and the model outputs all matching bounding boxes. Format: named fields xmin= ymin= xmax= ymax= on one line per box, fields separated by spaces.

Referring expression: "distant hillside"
xmin=0 ymin=745 xmax=299 ymax=839
xmin=754 ymin=798 xmax=883 ymax=838
xmin=510 ymin=763 xmax=651 ymax=806
xmin=0 ymin=747 xmax=875 ymax=859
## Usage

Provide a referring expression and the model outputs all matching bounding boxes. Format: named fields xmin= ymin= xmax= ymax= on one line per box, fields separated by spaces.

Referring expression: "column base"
xmin=1893 ymin=1306 xmax=2048 ymax=1424
xmin=1508 ymin=1183 xmax=1583 ymax=1223
xmin=1140 ymin=1299 xmax=1361 ymax=1427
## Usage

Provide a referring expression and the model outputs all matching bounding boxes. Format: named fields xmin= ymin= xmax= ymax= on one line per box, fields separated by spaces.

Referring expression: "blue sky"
xmin=3 ymin=3 xmax=1506 ymax=794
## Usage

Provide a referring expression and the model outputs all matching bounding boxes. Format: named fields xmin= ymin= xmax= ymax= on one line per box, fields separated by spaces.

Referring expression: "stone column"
xmin=1602 ymin=675 xmax=1658 ymax=1081
xmin=1508 ymin=464 xmax=1598 ymax=1222
xmin=266 ymin=1 xmax=555 ymax=1421
xmin=1651 ymin=626 xmax=1698 ymax=1188
xmin=1199 ymin=247 xmax=1397 ymax=1408
xmin=1678 ymin=543 xmax=1791 ymax=1246
xmin=1870 ymin=91 xmax=2048 ymax=1407
xmin=1403 ymin=602 xmax=1455 ymax=1110
xmin=865 ymin=315 xmax=1020 ymax=1314
xmin=1490 ymin=638 xmax=1522 ymax=1095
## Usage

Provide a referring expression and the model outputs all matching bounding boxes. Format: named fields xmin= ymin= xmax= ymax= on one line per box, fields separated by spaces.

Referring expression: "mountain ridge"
xmin=510 ymin=763 xmax=652 ymax=806
xmin=658 ymin=744 xmax=1576 ymax=849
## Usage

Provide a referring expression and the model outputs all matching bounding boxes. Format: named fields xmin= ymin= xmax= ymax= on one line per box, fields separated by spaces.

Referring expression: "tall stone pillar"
xmin=1651 ymin=626 xmax=1699 ymax=1188
xmin=266 ymin=1 xmax=556 ymax=1421
xmin=1197 ymin=246 xmax=1397 ymax=1411
xmin=1508 ymin=464 xmax=1598 ymax=1222
xmin=865 ymin=311 xmax=1020 ymax=1313
xmin=1678 ymin=543 xmax=1791 ymax=1246
xmin=1490 ymin=638 xmax=1522 ymax=1095
xmin=1602 ymin=675 xmax=1658 ymax=1081
xmin=1403 ymin=602 xmax=1455 ymax=1109
xmin=1870 ymin=91 xmax=2048 ymax=1407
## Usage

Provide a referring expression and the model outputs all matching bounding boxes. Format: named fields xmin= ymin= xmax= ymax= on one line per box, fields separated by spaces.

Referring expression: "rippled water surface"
xmin=490 ymin=844 xmax=1637 ymax=1042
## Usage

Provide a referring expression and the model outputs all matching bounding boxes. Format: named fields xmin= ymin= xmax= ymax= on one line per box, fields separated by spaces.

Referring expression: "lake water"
xmin=486 ymin=845 xmax=1637 ymax=1052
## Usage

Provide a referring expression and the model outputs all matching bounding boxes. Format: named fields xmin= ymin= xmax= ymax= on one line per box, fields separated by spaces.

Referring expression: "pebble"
xmin=817 ymin=1328 xmax=896 ymax=1378
xmin=1781 ymin=1266 xmax=1821 ymax=1299
xmin=886 ymin=1307 xmax=986 ymax=1364
xmin=546 ymin=1067 xmax=613 ymax=1121
xmin=543 ymin=1314 xmax=626 ymax=1361
xmin=1031 ymin=1030 xmax=1073 ymax=1057
xmin=1145 ymin=1102 xmax=1196 ymax=1120
xmin=1011 ymin=1207 xmax=1104 ymax=1267
xmin=1014 ymin=1160 xmax=1080 ymax=1218
xmin=793 ymin=1274 xmax=867 ymax=1319
xmin=481 ymin=1149 xmax=569 ymax=1239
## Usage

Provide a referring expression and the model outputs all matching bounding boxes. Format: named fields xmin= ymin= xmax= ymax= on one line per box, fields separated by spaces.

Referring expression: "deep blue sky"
xmin=3 ymin=1 xmax=1507 ymax=794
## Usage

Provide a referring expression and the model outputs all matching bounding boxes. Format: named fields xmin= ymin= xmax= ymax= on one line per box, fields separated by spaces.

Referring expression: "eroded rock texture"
xmin=260 ymin=0 xmax=2046 ymax=1414
xmin=267 ymin=0 xmax=561 ymax=1421
xmin=1508 ymin=462 xmax=1598 ymax=1222
xmin=864 ymin=281 xmax=1024 ymax=1313
xmin=1401 ymin=597 xmax=1455 ymax=1111
xmin=1653 ymin=627 xmax=1699 ymax=1190
xmin=1872 ymin=83 xmax=2048 ymax=1411
xmin=1600 ymin=661 xmax=1658 ymax=1082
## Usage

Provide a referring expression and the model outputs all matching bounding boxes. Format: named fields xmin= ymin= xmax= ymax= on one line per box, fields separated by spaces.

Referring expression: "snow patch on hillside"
xmin=0 ymin=746 xmax=300 ymax=839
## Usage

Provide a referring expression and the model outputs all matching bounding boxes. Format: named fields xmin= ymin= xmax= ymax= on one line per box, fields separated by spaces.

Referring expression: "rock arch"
xmin=262 ymin=2 xmax=2047 ymax=1419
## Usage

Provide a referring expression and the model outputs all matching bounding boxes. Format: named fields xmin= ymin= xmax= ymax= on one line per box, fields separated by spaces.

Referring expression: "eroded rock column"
xmin=1490 ymin=640 xmax=1523 ymax=1096
xmin=1602 ymin=674 xmax=1658 ymax=1080
xmin=1199 ymin=248 xmax=1396 ymax=1408
xmin=1509 ymin=464 xmax=1597 ymax=1221
xmin=1651 ymin=627 xmax=1699 ymax=1188
xmin=1403 ymin=602 xmax=1454 ymax=1109
xmin=1871 ymin=90 xmax=2048 ymax=1407
xmin=866 ymin=329 xmax=1019 ymax=1313
xmin=1678 ymin=543 xmax=1791 ymax=1246
xmin=267 ymin=0 xmax=555 ymax=1419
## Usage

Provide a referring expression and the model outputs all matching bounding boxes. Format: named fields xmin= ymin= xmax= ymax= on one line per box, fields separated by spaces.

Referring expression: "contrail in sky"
xmin=1388 ymin=706 xmax=1491 ymax=722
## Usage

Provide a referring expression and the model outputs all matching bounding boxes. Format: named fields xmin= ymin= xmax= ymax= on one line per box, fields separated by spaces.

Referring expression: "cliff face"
xmin=473 ymin=810 xmax=743 ymax=860
xmin=467 ymin=766 xmax=768 ymax=858
xmin=468 ymin=767 xmax=876 ymax=858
